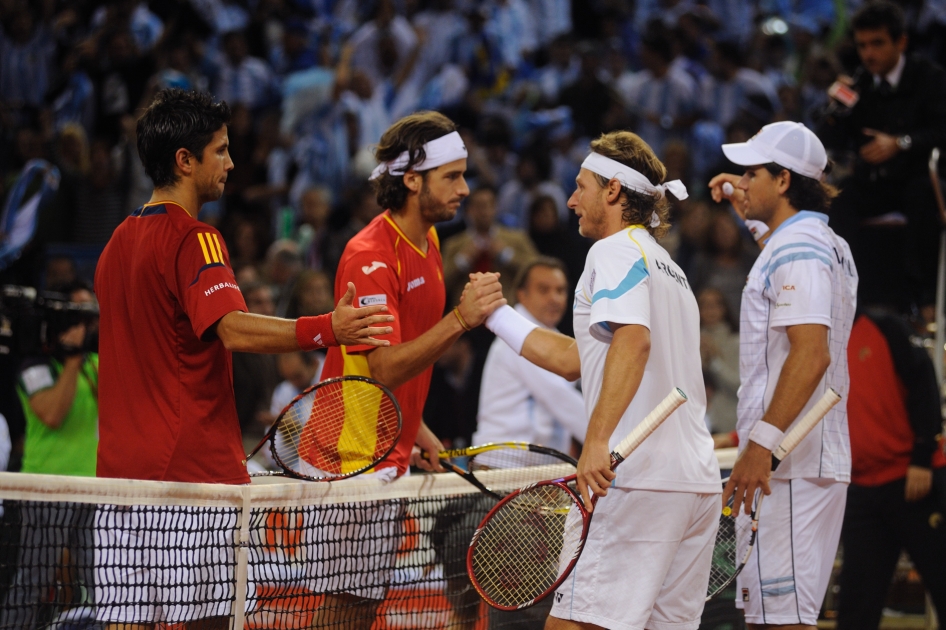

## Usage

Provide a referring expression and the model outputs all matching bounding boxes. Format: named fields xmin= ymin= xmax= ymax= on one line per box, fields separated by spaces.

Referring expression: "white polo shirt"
xmin=474 ymin=304 xmax=587 ymax=453
xmin=737 ymin=211 xmax=858 ymax=481
xmin=573 ymin=226 xmax=719 ymax=494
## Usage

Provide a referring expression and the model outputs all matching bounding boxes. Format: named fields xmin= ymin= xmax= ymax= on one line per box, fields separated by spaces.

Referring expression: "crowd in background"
xmin=2 ymin=0 xmax=945 ymax=464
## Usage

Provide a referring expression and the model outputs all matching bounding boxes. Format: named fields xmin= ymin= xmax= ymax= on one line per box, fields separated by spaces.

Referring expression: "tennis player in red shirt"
xmin=95 ymin=88 xmax=394 ymax=486
xmin=310 ymin=111 xmax=506 ymax=627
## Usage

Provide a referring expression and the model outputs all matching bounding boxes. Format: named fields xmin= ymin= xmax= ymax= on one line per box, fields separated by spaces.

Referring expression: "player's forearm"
xmin=520 ymin=328 xmax=581 ymax=381
xmin=758 ymin=329 xmax=830 ymax=434
xmin=29 ymin=358 xmax=82 ymax=429
xmin=585 ymin=325 xmax=650 ymax=445
xmin=366 ymin=312 xmax=465 ymax=390
xmin=215 ymin=311 xmax=304 ymax=354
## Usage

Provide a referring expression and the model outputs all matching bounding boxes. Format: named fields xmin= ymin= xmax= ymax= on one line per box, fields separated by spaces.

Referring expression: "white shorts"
xmin=94 ymin=505 xmax=241 ymax=623
xmin=735 ymin=478 xmax=847 ymax=625
xmin=550 ymin=489 xmax=719 ymax=630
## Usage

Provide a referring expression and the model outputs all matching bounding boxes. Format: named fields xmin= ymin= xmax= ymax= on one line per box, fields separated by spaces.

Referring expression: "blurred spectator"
xmin=818 ymin=0 xmax=946 ymax=310
xmin=423 ymin=333 xmax=482 ymax=449
xmin=325 ymin=187 xmax=384 ymax=273
xmin=90 ymin=1 xmax=164 ymax=54
xmin=689 ymin=208 xmax=757 ymax=319
xmin=474 ymin=258 xmax=585 ymax=453
xmin=264 ymin=240 xmax=304 ymax=317
xmin=617 ymin=23 xmax=699 ymax=159
xmin=270 ymin=19 xmax=319 ymax=77
xmin=701 ymin=41 xmax=780 ymax=130
xmin=537 ymin=34 xmax=579 ymax=102
xmin=838 ymin=309 xmax=946 ymax=629
xmin=232 ymin=282 xmax=281 ymax=446
xmin=443 ymin=186 xmax=537 ymax=306
xmin=487 ymin=0 xmax=537 ymax=70
xmin=348 ymin=0 xmax=418 ymax=90
xmin=72 ymin=138 xmax=130 ymax=245
xmin=496 ymin=146 xmax=568 ymax=229
xmin=91 ymin=28 xmax=154 ymax=141
xmin=0 ymin=7 xmax=56 ymax=111
xmin=294 ymin=186 xmax=333 ymax=271
xmin=270 ymin=350 xmax=323 ymax=423
xmin=697 ymin=287 xmax=740 ymax=438
xmin=285 ymin=269 xmax=335 ymax=319
xmin=558 ymin=42 xmax=622 ymax=139
xmin=49 ymin=48 xmax=96 ymax=134
xmin=211 ymin=30 xmax=278 ymax=111
xmin=44 ymin=257 xmax=79 ymax=288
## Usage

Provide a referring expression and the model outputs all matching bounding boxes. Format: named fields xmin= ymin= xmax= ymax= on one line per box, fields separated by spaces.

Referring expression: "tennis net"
xmin=0 ymin=450 xmax=738 ymax=630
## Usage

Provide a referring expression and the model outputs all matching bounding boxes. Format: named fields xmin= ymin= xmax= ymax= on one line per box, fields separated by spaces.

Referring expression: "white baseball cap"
xmin=722 ymin=121 xmax=827 ymax=180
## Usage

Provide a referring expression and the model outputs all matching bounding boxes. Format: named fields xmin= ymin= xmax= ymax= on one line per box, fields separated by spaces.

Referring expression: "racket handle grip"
xmin=612 ymin=388 xmax=687 ymax=464
xmin=771 ymin=388 xmax=842 ymax=470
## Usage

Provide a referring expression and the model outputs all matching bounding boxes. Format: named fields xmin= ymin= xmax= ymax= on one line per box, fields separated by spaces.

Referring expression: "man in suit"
xmin=443 ymin=185 xmax=538 ymax=306
xmin=818 ymin=0 xmax=946 ymax=310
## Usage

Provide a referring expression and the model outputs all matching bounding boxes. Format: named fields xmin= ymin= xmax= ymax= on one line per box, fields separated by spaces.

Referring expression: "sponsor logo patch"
xmin=742 ymin=587 xmax=750 ymax=602
xmin=407 ymin=276 xmax=426 ymax=291
xmin=205 ymin=282 xmax=239 ymax=297
xmin=555 ymin=592 xmax=564 ymax=603
xmin=358 ymin=294 xmax=388 ymax=307
xmin=362 ymin=261 xmax=387 ymax=275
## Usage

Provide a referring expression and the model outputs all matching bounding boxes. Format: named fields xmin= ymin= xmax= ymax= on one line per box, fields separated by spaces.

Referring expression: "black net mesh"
xmin=0 ymin=457 xmax=735 ymax=630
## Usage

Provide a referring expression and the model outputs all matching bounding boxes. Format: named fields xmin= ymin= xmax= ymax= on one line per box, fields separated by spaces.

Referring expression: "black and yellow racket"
xmin=425 ymin=443 xmax=578 ymax=500
xmin=245 ymin=375 xmax=402 ymax=481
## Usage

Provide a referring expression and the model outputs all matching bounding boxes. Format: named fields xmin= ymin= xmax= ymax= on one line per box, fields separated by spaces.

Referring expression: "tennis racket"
xmin=426 ymin=443 xmax=578 ymax=500
xmin=706 ymin=388 xmax=842 ymax=600
xmin=466 ymin=388 xmax=688 ymax=610
xmin=244 ymin=375 xmax=402 ymax=481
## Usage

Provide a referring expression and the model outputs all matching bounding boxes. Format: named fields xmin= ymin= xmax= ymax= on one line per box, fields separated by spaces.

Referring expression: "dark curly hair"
xmin=852 ymin=0 xmax=906 ymax=41
xmin=588 ymin=131 xmax=673 ymax=239
xmin=371 ymin=111 xmax=458 ymax=212
xmin=763 ymin=162 xmax=839 ymax=212
xmin=137 ymin=89 xmax=231 ymax=189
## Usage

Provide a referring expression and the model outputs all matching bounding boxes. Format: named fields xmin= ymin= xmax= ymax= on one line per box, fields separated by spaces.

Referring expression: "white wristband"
xmin=484 ymin=305 xmax=538 ymax=355
xmin=748 ymin=421 xmax=784 ymax=452
xmin=745 ymin=219 xmax=770 ymax=242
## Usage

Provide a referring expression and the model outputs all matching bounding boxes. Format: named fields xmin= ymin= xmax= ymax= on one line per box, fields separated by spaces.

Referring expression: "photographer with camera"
xmin=16 ymin=280 xmax=98 ymax=476
xmin=2 ymin=280 xmax=99 ymax=627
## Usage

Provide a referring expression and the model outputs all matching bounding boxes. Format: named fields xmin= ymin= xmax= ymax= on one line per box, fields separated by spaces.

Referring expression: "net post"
xmin=231 ymin=485 xmax=252 ymax=630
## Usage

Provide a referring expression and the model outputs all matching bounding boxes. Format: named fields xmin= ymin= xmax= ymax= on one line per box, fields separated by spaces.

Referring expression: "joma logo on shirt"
xmin=407 ymin=276 xmax=426 ymax=291
xmin=205 ymin=282 xmax=239 ymax=297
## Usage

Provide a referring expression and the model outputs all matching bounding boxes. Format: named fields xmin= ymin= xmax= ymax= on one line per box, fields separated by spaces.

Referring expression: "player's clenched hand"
xmin=576 ymin=438 xmax=615 ymax=513
xmin=723 ymin=440 xmax=772 ymax=516
xmin=410 ymin=422 xmax=446 ymax=472
xmin=905 ymin=465 xmax=932 ymax=502
xmin=708 ymin=173 xmax=748 ymax=219
xmin=331 ymin=282 xmax=395 ymax=346
xmin=457 ymin=272 xmax=506 ymax=328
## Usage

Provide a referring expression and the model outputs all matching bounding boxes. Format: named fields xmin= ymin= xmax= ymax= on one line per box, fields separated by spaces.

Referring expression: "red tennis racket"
xmin=466 ymin=388 xmax=688 ymax=610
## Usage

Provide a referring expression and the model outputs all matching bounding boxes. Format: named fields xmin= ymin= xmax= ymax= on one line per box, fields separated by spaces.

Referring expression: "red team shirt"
xmin=318 ymin=211 xmax=446 ymax=476
xmin=95 ymin=201 xmax=250 ymax=484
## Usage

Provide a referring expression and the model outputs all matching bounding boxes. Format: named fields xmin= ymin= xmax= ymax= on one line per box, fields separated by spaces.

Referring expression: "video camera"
xmin=0 ymin=285 xmax=99 ymax=358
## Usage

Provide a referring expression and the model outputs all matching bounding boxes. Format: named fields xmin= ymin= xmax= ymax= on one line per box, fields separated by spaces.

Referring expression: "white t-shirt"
xmin=475 ymin=304 xmax=587 ymax=454
xmin=737 ymin=211 xmax=858 ymax=481
xmin=574 ymin=226 xmax=719 ymax=493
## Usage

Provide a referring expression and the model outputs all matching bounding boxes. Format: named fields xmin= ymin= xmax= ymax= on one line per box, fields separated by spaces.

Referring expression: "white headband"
xmin=369 ymin=131 xmax=468 ymax=180
xmin=580 ymin=153 xmax=689 ymax=201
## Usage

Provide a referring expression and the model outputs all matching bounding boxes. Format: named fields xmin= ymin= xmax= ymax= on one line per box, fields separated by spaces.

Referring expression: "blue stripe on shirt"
xmin=764 ymin=251 xmax=833 ymax=290
xmin=591 ymin=257 xmax=649 ymax=304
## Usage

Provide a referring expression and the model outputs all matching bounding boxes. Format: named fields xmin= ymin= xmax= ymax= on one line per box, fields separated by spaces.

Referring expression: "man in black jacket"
xmin=818 ymin=1 xmax=946 ymax=310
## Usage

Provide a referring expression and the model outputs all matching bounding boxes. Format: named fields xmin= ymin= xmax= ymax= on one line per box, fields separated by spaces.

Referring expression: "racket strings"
xmin=470 ymin=484 xmax=582 ymax=607
xmin=707 ymin=491 xmax=760 ymax=598
xmin=274 ymin=381 xmax=400 ymax=477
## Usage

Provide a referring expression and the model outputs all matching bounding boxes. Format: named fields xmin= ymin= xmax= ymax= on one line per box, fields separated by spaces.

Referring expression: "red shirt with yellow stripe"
xmin=316 ymin=210 xmax=446 ymax=476
xmin=94 ymin=201 xmax=250 ymax=484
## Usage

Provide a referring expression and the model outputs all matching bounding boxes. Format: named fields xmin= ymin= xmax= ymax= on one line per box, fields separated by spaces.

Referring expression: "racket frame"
xmin=430 ymin=442 xmax=578 ymax=500
xmin=467 ymin=388 xmax=688 ymax=609
xmin=244 ymin=375 xmax=403 ymax=482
